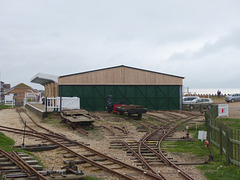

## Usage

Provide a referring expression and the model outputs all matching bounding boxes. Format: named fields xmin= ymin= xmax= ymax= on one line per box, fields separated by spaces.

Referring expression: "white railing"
xmin=45 ymin=97 xmax=80 ymax=112
xmin=46 ymin=97 xmax=58 ymax=111
xmin=60 ymin=97 xmax=80 ymax=110
xmin=24 ymin=92 xmax=42 ymax=106
xmin=218 ymin=104 xmax=229 ymax=117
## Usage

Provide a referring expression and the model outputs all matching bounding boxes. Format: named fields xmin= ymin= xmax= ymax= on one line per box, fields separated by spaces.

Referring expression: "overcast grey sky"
xmin=0 ymin=0 xmax=240 ymax=91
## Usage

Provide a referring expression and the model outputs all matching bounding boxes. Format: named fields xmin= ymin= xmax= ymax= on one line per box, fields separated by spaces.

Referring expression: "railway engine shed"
xmin=32 ymin=65 xmax=184 ymax=111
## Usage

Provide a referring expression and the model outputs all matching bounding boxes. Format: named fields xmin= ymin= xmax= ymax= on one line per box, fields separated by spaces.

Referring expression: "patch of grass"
xmin=42 ymin=113 xmax=69 ymax=129
xmin=0 ymin=132 xmax=45 ymax=168
xmin=43 ymin=118 xmax=62 ymax=124
xmin=216 ymin=118 xmax=240 ymax=131
xmin=204 ymin=165 xmax=240 ymax=180
xmin=46 ymin=112 xmax=61 ymax=120
xmin=162 ymin=140 xmax=210 ymax=157
xmin=86 ymin=176 xmax=101 ymax=180
xmin=0 ymin=105 xmax=12 ymax=109
xmin=162 ymin=124 xmax=240 ymax=180
xmin=43 ymin=118 xmax=69 ymax=129
xmin=0 ymin=132 xmax=15 ymax=151
xmin=87 ymin=127 xmax=105 ymax=141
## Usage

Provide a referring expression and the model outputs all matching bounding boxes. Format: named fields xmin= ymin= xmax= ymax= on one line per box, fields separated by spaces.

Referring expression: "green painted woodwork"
xmin=59 ymin=85 xmax=180 ymax=111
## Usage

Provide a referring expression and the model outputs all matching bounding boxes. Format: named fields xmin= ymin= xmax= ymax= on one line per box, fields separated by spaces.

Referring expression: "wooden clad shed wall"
xmin=58 ymin=66 xmax=183 ymax=85
xmin=44 ymin=82 xmax=58 ymax=97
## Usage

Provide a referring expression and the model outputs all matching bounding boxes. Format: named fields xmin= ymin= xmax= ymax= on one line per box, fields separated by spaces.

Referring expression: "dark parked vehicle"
xmin=225 ymin=93 xmax=240 ymax=103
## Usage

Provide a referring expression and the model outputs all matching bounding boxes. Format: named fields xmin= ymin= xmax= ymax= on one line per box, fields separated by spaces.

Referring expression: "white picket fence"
xmin=218 ymin=104 xmax=229 ymax=117
xmin=46 ymin=97 xmax=80 ymax=111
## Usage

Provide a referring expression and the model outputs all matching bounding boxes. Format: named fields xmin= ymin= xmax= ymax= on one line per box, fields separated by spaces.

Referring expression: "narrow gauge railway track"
xmin=170 ymin=110 xmax=204 ymax=117
xmin=0 ymin=108 xmax=165 ymax=180
xmin=0 ymin=148 xmax=47 ymax=179
xmin=76 ymin=127 xmax=89 ymax=136
xmin=99 ymin=125 xmax=128 ymax=136
xmin=112 ymin=111 xmax=198 ymax=180
xmin=154 ymin=111 xmax=182 ymax=120
xmin=144 ymin=113 xmax=172 ymax=123
xmin=154 ymin=116 xmax=198 ymax=180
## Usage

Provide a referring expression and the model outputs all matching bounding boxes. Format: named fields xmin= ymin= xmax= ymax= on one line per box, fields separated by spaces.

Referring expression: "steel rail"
xmin=11 ymin=151 xmax=48 ymax=180
xmin=171 ymin=110 xmax=204 ymax=117
xmin=122 ymin=126 xmax=129 ymax=134
xmin=0 ymin=126 xmax=53 ymax=141
xmin=136 ymin=121 xmax=173 ymax=179
xmin=16 ymin=109 xmax=165 ymax=180
xmin=139 ymin=113 xmax=196 ymax=180
xmin=0 ymin=125 xmax=134 ymax=180
xmin=40 ymin=134 xmax=138 ymax=180
xmin=0 ymin=124 xmax=69 ymax=143
xmin=17 ymin=108 xmax=65 ymax=137
xmin=99 ymin=125 xmax=116 ymax=136
xmin=76 ymin=127 xmax=88 ymax=136
xmin=0 ymin=149 xmax=33 ymax=177
xmin=144 ymin=113 xmax=170 ymax=123
xmin=121 ymin=141 xmax=165 ymax=180
xmin=0 ymin=125 xmax=162 ymax=180
xmin=111 ymin=125 xmax=128 ymax=134
xmin=130 ymin=111 xmax=199 ymax=180
xmin=160 ymin=111 xmax=185 ymax=119
xmin=18 ymin=108 xmax=197 ymax=179
xmin=156 ymin=117 xmax=196 ymax=180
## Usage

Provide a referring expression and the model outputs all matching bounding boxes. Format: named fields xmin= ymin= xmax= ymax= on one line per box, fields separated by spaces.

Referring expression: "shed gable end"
xmin=59 ymin=66 xmax=183 ymax=85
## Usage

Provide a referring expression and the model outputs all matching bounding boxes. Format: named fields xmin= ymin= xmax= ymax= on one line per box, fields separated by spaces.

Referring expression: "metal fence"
xmin=205 ymin=106 xmax=240 ymax=166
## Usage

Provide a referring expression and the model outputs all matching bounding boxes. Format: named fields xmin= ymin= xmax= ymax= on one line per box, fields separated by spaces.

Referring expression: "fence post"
xmin=45 ymin=97 xmax=47 ymax=112
xmin=209 ymin=116 xmax=211 ymax=142
xmin=226 ymin=129 xmax=230 ymax=166
xmin=219 ymin=125 xmax=223 ymax=156
xmin=205 ymin=112 xmax=210 ymax=142
xmin=60 ymin=97 xmax=62 ymax=112
xmin=230 ymin=130 xmax=233 ymax=163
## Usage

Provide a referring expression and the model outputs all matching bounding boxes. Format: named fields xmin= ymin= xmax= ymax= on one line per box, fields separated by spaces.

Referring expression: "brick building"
xmin=0 ymin=81 xmax=11 ymax=102
xmin=4 ymin=83 xmax=37 ymax=105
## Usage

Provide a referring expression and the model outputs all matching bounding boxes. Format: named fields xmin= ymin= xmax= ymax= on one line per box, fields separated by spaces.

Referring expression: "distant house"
xmin=4 ymin=83 xmax=38 ymax=106
xmin=0 ymin=81 xmax=11 ymax=102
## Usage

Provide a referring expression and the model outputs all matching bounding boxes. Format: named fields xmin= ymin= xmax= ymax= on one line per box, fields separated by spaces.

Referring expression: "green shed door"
xmin=115 ymin=86 xmax=126 ymax=103
xmin=94 ymin=86 xmax=105 ymax=111
xmin=59 ymin=85 xmax=180 ymax=111
xmin=168 ymin=86 xmax=180 ymax=110
xmin=125 ymin=86 xmax=136 ymax=105
xmin=146 ymin=86 xmax=155 ymax=110
xmin=136 ymin=86 xmax=147 ymax=108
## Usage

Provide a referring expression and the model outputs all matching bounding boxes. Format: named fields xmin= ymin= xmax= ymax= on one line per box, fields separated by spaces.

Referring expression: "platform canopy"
xmin=31 ymin=73 xmax=58 ymax=86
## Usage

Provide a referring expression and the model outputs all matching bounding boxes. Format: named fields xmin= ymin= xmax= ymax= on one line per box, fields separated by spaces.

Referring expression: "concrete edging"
xmin=25 ymin=103 xmax=47 ymax=120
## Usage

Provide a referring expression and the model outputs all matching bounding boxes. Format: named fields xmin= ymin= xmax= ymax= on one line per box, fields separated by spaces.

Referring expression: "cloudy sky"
xmin=0 ymin=0 xmax=240 ymax=92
